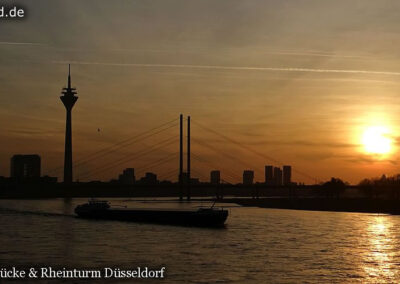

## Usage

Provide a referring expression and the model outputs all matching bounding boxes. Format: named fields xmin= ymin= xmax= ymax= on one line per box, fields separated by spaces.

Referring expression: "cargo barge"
xmin=75 ymin=200 xmax=228 ymax=227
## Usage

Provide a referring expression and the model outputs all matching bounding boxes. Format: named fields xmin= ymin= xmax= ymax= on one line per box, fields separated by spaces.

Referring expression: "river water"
xmin=0 ymin=198 xmax=400 ymax=283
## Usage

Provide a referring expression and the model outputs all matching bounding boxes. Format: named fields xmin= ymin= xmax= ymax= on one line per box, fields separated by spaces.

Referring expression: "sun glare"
xmin=362 ymin=126 xmax=392 ymax=155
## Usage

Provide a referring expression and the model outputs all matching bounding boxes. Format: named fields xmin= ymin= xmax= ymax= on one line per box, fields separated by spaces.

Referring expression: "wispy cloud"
xmin=192 ymin=136 xmax=357 ymax=149
xmin=344 ymin=155 xmax=398 ymax=165
xmin=225 ymin=139 xmax=358 ymax=149
xmin=53 ymin=60 xmax=400 ymax=76
xmin=259 ymin=50 xmax=370 ymax=60
xmin=54 ymin=47 xmax=372 ymax=60
xmin=5 ymin=129 xmax=60 ymax=137
xmin=0 ymin=42 xmax=45 ymax=46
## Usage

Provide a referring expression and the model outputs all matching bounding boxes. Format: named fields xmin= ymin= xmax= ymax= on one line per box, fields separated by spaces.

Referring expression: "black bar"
xmin=179 ymin=114 xmax=183 ymax=201
xmin=187 ymin=116 xmax=191 ymax=201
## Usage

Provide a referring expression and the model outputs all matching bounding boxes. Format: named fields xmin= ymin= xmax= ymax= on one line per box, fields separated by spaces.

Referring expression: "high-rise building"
xmin=265 ymin=165 xmax=273 ymax=185
xmin=283 ymin=165 xmax=292 ymax=185
xmin=10 ymin=155 xmax=41 ymax=179
xmin=210 ymin=170 xmax=220 ymax=184
xmin=140 ymin=172 xmax=158 ymax=184
xmin=60 ymin=65 xmax=78 ymax=183
xmin=118 ymin=168 xmax=135 ymax=185
xmin=273 ymin=167 xmax=282 ymax=186
xmin=243 ymin=170 xmax=254 ymax=185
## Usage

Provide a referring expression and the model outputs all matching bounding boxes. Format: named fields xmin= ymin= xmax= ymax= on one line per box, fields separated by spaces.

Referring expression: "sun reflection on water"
xmin=363 ymin=216 xmax=395 ymax=282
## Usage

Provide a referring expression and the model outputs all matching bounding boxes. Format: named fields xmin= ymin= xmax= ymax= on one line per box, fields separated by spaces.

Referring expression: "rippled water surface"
xmin=1 ymin=198 xmax=400 ymax=283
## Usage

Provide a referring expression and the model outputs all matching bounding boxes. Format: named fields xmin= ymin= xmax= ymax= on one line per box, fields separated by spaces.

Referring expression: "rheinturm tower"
xmin=60 ymin=65 xmax=78 ymax=183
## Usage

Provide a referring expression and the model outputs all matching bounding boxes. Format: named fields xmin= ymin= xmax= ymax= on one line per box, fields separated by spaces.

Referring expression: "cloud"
xmin=227 ymin=139 xmax=358 ymax=149
xmin=0 ymin=42 xmax=45 ymax=46
xmin=257 ymin=49 xmax=371 ymax=60
xmin=6 ymin=129 xmax=59 ymax=137
xmin=296 ymin=152 xmax=398 ymax=165
xmin=295 ymin=152 xmax=335 ymax=162
xmin=344 ymin=155 xmax=398 ymax=165
xmin=52 ymin=60 xmax=400 ymax=77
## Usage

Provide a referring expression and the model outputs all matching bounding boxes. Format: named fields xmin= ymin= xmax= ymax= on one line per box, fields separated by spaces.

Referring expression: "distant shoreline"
xmin=220 ymin=197 xmax=400 ymax=215
xmin=1 ymin=192 xmax=400 ymax=215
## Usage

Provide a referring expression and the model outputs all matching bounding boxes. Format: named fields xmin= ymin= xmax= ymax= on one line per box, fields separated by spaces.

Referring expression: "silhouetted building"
xmin=10 ymin=155 xmax=41 ymax=179
xmin=210 ymin=170 xmax=220 ymax=184
xmin=140 ymin=172 xmax=158 ymax=184
xmin=273 ymin=167 xmax=282 ymax=186
xmin=60 ymin=65 xmax=78 ymax=183
xmin=182 ymin=172 xmax=189 ymax=184
xmin=243 ymin=170 xmax=254 ymax=185
xmin=265 ymin=165 xmax=273 ymax=185
xmin=118 ymin=168 xmax=135 ymax=185
xmin=283 ymin=165 xmax=292 ymax=185
xmin=41 ymin=175 xmax=58 ymax=183
xmin=180 ymin=172 xmax=198 ymax=184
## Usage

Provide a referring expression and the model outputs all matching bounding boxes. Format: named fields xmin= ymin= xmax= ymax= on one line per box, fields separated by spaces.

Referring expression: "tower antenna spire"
xmin=68 ymin=64 xmax=71 ymax=89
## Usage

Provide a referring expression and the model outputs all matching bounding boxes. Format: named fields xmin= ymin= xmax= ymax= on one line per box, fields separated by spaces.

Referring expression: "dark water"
xmin=1 ymin=198 xmax=400 ymax=283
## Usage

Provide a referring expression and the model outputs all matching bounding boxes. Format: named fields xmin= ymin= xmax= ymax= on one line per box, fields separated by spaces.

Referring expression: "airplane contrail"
xmin=0 ymin=41 xmax=45 ymax=46
xmin=52 ymin=60 xmax=400 ymax=76
xmin=0 ymin=41 xmax=376 ymax=60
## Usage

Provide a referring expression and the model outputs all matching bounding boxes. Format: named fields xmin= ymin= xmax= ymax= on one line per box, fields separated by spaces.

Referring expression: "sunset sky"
xmin=1 ymin=0 xmax=400 ymax=184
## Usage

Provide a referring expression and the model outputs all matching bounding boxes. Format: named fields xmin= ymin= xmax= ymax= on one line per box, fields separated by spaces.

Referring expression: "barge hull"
xmin=76 ymin=209 xmax=228 ymax=227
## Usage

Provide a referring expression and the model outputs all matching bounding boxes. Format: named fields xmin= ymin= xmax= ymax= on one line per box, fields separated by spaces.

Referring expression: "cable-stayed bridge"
xmin=45 ymin=114 xmax=320 ymax=198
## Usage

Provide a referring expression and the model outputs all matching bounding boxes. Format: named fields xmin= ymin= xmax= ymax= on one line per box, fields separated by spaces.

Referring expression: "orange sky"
xmin=1 ymin=0 xmax=400 ymax=184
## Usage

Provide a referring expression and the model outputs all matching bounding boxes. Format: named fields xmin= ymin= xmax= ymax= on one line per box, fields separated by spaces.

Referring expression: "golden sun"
xmin=362 ymin=126 xmax=392 ymax=155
